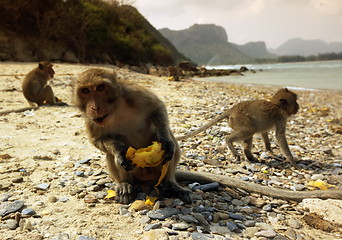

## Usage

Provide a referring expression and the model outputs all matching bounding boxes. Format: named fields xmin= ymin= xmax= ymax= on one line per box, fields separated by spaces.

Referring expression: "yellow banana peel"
xmin=126 ymin=141 xmax=165 ymax=168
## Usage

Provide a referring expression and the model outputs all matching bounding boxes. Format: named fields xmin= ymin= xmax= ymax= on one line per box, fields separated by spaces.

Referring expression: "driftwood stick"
xmin=176 ymin=170 xmax=342 ymax=201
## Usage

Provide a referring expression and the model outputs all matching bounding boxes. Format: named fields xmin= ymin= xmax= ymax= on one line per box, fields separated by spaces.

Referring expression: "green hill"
xmin=0 ymin=0 xmax=187 ymax=66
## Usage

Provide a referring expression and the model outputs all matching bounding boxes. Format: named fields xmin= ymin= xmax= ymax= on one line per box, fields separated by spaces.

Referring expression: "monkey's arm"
xmin=92 ymin=135 xmax=133 ymax=171
xmin=176 ymin=170 xmax=342 ymax=201
xmin=150 ymin=106 xmax=175 ymax=163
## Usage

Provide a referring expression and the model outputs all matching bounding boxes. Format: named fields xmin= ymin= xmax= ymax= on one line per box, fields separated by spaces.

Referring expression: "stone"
xmin=302 ymin=199 xmax=342 ymax=225
xmin=129 ymin=200 xmax=153 ymax=211
xmin=147 ymin=207 xmax=180 ymax=220
xmin=144 ymin=222 xmax=162 ymax=231
xmin=254 ymin=230 xmax=277 ymax=238
xmin=138 ymin=229 xmax=169 ymax=240
xmin=0 ymin=200 xmax=25 ymax=217
xmin=21 ymin=208 xmax=36 ymax=216
xmin=35 ymin=183 xmax=50 ymax=190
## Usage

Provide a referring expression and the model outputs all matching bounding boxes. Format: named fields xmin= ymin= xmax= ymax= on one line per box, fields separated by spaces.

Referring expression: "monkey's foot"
xmin=115 ymin=182 xmax=135 ymax=204
xmin=160 ymin=181 xmax=192 ymax=203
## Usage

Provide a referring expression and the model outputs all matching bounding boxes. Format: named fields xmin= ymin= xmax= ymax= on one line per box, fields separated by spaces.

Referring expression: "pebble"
xmin=144 ymin=222 xmax=162 ymax=231
xmin=147 ymin=207 xmax=180 ymax=220
xmin=226 ymin=221 xmax=238 ymax=231
xmin=0 ymin=200 xmax=25 ymax=217
xmin=0 ymin=219 xmax=18 ymax=230
xmin=254 ymin=229 xmax=277 ymax=238
xmin=21 ymin=208 xmax=36 ymax=216
xmin=35 ymin=183 xmax=50 ymax=190
xmin=78 ymin=236 xmax=96 ymax=240
xmin=172 ymin=222 xmax=190 ymax=230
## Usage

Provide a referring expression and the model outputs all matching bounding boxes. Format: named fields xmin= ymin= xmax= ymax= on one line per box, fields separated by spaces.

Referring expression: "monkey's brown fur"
xmin=74 ymin=68 xmax=190 ymax=204
xmin=177 ymin=88 xmax=299 ymax=166
xmin=22 ymin=61 xmax=56 ymax=106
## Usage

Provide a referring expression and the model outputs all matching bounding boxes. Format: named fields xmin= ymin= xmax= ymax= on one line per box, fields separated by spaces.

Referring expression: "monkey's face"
xmin=39 ymin=61 xmax=55 ymax=79
xmin=272 ymin=88 xmax=299 ymax=115
xmin=76 ymin=82 xmax=119 ymax=126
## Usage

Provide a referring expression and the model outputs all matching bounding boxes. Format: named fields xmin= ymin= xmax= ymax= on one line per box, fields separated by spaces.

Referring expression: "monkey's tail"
xmin=175 ymin=170 xmax=342 ymax=201
xmin=175 ymin=112 xmax=229 ymax=141
xmin=0 ymin=106 xmax=39 ymax=116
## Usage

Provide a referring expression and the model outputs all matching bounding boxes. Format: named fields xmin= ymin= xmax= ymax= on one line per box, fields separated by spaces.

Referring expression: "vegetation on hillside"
xmin=0 ymin=0 xmax=185 ymax=65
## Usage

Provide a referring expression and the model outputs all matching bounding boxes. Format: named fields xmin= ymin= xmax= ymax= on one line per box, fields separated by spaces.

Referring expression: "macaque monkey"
xmin=177 ymin=88 xmax=299 ymax=166
xmin=73 ymin=70 xmax=342 ymax=203
xmin=74 ymin=68 xmax=190 ymax=204
xmin=22 ymin=61 xmax=56 ymax=106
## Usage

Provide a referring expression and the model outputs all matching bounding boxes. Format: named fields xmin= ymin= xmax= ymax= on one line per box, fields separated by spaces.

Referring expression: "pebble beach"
xmin=0 ymin=62 xmax=341 ymax=240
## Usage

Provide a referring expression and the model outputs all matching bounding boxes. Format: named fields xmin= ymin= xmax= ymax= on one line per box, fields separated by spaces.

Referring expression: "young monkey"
xmin=74 ymin=68 xmax=191 ymax=204
xmin=177 ymin=88 xmax=299 ymax=166
xmin=22 ymin=61 xmax=56 ymax=106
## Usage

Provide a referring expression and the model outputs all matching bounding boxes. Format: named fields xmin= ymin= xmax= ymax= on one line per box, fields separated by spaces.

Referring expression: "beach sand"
xmin=0 ymin=63 xmax=341 ymax=239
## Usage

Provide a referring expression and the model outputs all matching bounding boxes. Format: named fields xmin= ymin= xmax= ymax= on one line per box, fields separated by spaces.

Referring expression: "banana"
xmin=125 ymin=141 xmax=165 ymax=168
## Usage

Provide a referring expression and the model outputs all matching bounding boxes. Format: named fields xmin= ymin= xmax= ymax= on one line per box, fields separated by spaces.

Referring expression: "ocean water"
xmin=196 ymin=60 xmax=342 ymax=90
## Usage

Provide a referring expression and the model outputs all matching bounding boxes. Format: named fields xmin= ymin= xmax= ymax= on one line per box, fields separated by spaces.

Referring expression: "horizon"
xmin=134 ymin=0 xmax=342 ymax=49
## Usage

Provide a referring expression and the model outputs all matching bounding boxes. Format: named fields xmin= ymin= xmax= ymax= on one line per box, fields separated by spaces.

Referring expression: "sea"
xmin=195 ymin=60 xmax=342 ymax=91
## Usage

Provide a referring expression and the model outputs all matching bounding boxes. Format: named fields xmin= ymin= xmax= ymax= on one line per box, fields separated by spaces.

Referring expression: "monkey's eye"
xmin=96 ymin=84 xmax=105 ymax=92
xmin=80 ymin=88 xmax=90 ymax=94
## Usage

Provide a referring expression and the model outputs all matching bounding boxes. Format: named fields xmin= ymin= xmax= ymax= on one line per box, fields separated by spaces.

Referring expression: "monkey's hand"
xmin=118 ymin=148 xmax=135 ymax=171
xmin=160 ymin=139 xmax=175 ymax=165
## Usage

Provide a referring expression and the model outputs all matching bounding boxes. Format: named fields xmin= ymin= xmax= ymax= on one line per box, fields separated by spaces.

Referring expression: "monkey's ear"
xmin=279 ymin=99 xmax=287 ymax=107
xmin=38 ymin=63 xmax=43 ymax=70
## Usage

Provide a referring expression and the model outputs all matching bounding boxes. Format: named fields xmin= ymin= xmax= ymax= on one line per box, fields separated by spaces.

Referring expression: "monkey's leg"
xmin=106 ymin=155 xmax=135 ymax=204
xmin=275 ymin=126 xmax=297 ymax=167
xmin=41 ymin=85 xmax=56 ymax=105
xmin=159 ymin=180 xmax=192 ymax=203
xmin=261 ymin=132 xmax=272 ymax=151
xmin=225 ymin=131 xmax=253 ymax=160
xmin=242 ymin=137 xmax=258 ymax=162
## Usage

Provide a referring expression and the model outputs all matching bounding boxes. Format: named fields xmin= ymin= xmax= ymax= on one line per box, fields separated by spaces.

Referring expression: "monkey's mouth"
xmin=93 ymin=114 xmax=109 ymax=124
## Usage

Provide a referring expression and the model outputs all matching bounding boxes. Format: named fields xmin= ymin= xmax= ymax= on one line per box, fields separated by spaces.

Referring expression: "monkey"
xmin=22 ymin=61 xmax=56 ymax=106
xmin=74 ymin=68 xmax=191 ymax=204
xmin=73 ymin=69 xmax=342 ymax=203
xmin=176 ymin=88 xmax=299 ymax=167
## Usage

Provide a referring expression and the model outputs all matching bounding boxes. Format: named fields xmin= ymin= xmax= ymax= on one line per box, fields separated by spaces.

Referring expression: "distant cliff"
xmin=159 ymin=24 xmax=275 ymax=65
xmin=269 ymin=38 xmax=342 ymax=56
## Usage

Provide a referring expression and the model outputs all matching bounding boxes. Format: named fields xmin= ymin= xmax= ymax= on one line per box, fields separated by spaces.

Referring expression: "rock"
xmin=84 ymin=194 xmax=98 ymax=204
xmin=35 ymin=183 xmax=50 ymax=190
xmin=179 ymin=214 xmax=199 ymax=224
xmin=226 ymin=221 xmax=238 ymax=231
xmin=144 ymin=222 xmax=162 ymax=231
xmin=254 ymin=230 xmax=277 ymax=238
xmin=78 ymin=236 xmax=96 ymax=240
xmin=0 ymin=219 xmax=18 ymax=230
xmin=0 ymin=200 xmax=25 ymax=217
xmin=302 ymin=199 xmax=342 ymax=224
xmin=244 ymin=227 xmax=258 ymax=238
xmin=21 ymin=208 xmax=36 ymax=216
xmin=228 ymin=212 xmax=244 ymax=221
xmin=138 ymin=229 xmax=169 ymax=240
xmin=248 ymin=196 xmax=266 ymax=207
xmin=286 ymin=217 xmax=302 ymax=229
xmin=147 ymin=207 xmax=180 ymax=220
xmin=129 ymin=200 xmax=153 ymax=211
xmin=172 ymin=222 xmax=190 ymax=230
xmin=48 ymin=196 xmax=58 ymax=203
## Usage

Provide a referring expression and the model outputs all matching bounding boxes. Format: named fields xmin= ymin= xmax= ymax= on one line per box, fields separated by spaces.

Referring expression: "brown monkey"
xmin=22 ymin=61 xmax=56 ymax=106
xmin=74 ymin=68 xmax=191 ymax=204
xmin=176 ymin=88 xmax=299 ymax=166
xmin=72 ymin=71 xmax=342 ymax=203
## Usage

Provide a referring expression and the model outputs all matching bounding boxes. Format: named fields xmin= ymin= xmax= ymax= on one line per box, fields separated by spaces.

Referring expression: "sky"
xmin=134 ymin=0 xmax=342 ymax=49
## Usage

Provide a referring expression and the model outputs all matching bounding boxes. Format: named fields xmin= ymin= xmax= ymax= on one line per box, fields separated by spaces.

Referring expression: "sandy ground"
xmin=0 ymin=62 xmax=341 ymax=240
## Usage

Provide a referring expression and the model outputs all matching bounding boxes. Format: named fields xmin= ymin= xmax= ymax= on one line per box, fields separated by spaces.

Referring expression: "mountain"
xmin=159 ymin=24 xmax=276 ymax=65
xmin=269 ymin=38 xmax=342 ymax=56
